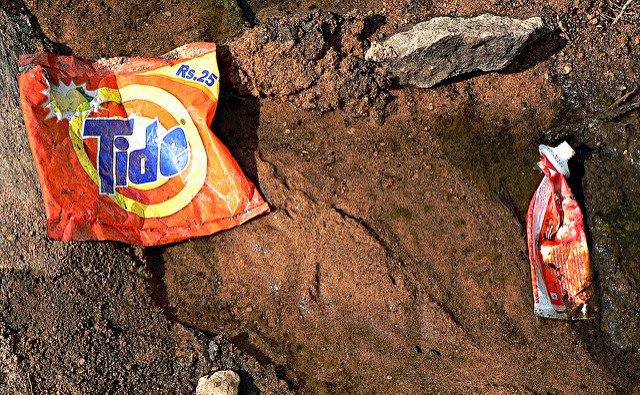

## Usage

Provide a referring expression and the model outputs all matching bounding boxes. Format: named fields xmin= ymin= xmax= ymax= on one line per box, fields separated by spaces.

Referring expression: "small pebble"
xmin=558 ymin=63 xmax=572 ymax=75
xmin=557 ymin=20 xmax=567 ymax=33
xmin=563 ymin=63 xmax=573 ymax=75
xmin=196 ymin=370 xmax=240 ymax=395
xmin=163 ymin=11 xmax=172 ymax=17
xmin=208 ymin=341 xmax=220 ymax=360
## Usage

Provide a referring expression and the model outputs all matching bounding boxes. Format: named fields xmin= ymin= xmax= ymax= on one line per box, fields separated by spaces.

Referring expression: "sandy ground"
xmin=1 ymin=0 xmax=639 ymax=393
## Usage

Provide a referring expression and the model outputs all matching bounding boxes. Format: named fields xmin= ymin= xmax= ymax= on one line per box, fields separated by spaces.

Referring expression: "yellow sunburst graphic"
xmin=41 ymin=76 xmax=120 ymax=121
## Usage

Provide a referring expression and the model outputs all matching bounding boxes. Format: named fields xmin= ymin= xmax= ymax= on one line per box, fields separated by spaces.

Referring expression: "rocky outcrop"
xmin=222 ymin=10 xmax=390 ymax=116
xmin=365 ymin=14 xmax=544 ymax=88
xmin=0 ymin=5 xmax=49 ymax=107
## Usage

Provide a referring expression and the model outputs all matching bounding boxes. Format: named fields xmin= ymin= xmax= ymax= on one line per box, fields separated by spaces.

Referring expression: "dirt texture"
xmin=1 ymin=0 xmax=639 ymax=394
xmin=0 ymin=3 xmax=290 ymax=395
xmin=220 ymin=10 xmax=391 ymax=116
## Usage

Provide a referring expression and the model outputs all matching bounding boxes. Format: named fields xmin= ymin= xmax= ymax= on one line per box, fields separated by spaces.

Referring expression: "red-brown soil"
xmin=0 ymin=0 xmax=638 ymax=393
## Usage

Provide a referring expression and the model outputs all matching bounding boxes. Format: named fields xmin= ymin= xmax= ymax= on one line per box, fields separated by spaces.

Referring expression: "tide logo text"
xmin=82 ymin=117 xmax=190 ymax=195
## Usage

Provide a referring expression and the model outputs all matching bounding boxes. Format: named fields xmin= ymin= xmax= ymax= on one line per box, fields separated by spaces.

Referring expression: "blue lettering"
xmin=175 ymin=64 xmax=189 ymax=78
xmin=83 ymin=118 xmax=133 ymax=195
xmin=128 ymin=120 xmax=159 ymax=185
xmin=175 ymin=64 xmax=218 ymax=87
xmin=205 ymin=72 xmax=218 ymax=87
xmin=82 ymin=118 xmax=190 ymax=194
xmin=160 ymin=127 xmax=189 ymax=177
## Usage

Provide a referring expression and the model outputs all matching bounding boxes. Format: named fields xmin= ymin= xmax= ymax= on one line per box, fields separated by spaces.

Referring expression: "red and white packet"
xmin=527 ymin=142 xmax=593 ymax=320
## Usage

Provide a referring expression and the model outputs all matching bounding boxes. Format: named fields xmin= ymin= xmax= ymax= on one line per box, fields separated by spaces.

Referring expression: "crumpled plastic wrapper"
xmin=18 ymin=42 xmax=269 ymax=246
xmin=527 ymin=142 xmax=592 ymax=319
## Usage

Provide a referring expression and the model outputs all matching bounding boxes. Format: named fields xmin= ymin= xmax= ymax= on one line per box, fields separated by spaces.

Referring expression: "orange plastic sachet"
xmin=18 ymin=43 xmax=269 ymax=246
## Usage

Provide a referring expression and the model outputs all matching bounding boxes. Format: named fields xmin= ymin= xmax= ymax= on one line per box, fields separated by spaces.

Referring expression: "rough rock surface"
xmin=196 ymin=370 xmax=240 ymax=395
xmin=365 ymin=14 xmax=544 ymax=88
xmin=0 ymin=4 xmax=48 ymax=108
xmin=222 ymin=10 xmax=390 ymax=117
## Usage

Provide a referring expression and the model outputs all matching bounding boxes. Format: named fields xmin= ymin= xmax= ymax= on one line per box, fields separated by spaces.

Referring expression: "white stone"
xmin=196 ymin=370 xmax=240 ymax=395
xmin=366 ymin=14 xmax=544 ymax=88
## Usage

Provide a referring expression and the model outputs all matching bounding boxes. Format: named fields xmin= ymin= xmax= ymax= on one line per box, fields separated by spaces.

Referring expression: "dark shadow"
xmin=501 ymin=27 xmax=567 ymax=74
xmin=359 ymin=14 xmax=387 ymax=41
xmin=237 ymin=369 xmax=262 ymax=394
xmin=216 ymin=44 xmax=243 ymax=94
xmin=427 ymin=69 xmax=485 ymax=89
xmin=9 ymin=0 xmax=73 ymax=55
xmin=236 ymin=0 xmax=257 ymax=26
xmin=541 ymin=140 xmax=608 ymax=367
xmin=142 ymin=247 xmax=295 ymax=392
xmin=230 ymin=332 xmax=275 ymax=366
xmin=541 ymin=122 xmax=640 ymax=385
xmin=143 ymin=246 xmax=179 ymax=322
xmin=563 ymin=143 xmax=627 ymax=385
xmin=212 ymin=42 xmax=265 ymax=195
xmin=230 ymin=332 xmax=294 ymax=393
xmin=51 ymin=42 xmax=73 ymax=56
xmin=563 ymin=143 xmax=602 ymax=317
xmin=212 ymin=90 xmax=262 ymax=189
xmin=142 ymin=246 xmax=226 ymax=369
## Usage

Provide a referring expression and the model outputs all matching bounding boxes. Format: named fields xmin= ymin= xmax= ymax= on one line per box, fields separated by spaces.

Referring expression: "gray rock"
xmin=0 ymin=2 xmax=57 ymax=275
xmin=196 ymin=370 xmax=241 ymax=395
xmin=365 ymin=14 xmax=544 ymax=88
xmin=0 ymin=5 xmax=49 ymax=107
